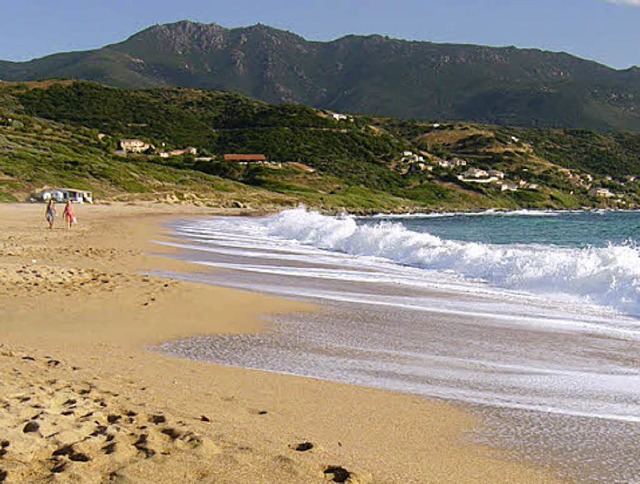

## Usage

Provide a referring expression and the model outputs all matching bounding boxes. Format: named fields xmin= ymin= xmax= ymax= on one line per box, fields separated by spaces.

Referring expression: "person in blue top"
xmin=45 ymin=199 xmax=56 ymax=229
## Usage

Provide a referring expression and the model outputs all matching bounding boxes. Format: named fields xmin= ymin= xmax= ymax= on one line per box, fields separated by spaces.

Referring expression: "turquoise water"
xmin=370 ymin=211 xmax=640 ymax=248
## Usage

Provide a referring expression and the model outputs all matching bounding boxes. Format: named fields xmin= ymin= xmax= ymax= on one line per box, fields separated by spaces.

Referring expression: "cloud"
xmin=605 ymin=0 xmax=640 ymax=6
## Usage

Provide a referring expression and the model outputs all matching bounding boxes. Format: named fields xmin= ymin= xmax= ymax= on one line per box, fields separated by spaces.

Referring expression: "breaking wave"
xmin=257 ymin=208 xmax=640 ymax=317
xmin=370 ymin=208 xmax=565 ymax=218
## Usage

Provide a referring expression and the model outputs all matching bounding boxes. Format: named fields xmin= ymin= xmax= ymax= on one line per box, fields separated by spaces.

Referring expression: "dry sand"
xmin=0 ymin=203 xmax=560 ymax=483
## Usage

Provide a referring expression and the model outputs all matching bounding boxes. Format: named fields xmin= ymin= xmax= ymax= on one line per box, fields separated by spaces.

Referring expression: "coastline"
xmin=0 ymin=203 xmax=558 ymax=483
xmin=368 ymin=207 xmax=640 ymax=218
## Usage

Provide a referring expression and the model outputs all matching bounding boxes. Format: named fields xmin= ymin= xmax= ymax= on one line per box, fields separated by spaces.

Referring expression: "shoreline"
xmin=367 ymin=207 xmax=640 ymax=218
xmin=0 ymin=203 xmax=558 ymax=482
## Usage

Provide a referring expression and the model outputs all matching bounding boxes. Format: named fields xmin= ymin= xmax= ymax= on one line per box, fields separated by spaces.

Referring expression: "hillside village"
xmin=396 ymin=148 xmax=628 ymax=201
xmin=116 ymin=138 xmax=315 ymax=172
xmin=117 ymin=132 xmax=619 ymax=196
xmin=387 ymin=123 xmax=637 ymax=207
xmin=107 ymin=123 xmax=637 ymax=209
xmin=1 ymin=81 xmax=640 ymax=212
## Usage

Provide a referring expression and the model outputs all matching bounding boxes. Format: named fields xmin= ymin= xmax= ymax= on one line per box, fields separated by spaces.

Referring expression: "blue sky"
xmin=1 ymin=0 xmax=639 ymax=69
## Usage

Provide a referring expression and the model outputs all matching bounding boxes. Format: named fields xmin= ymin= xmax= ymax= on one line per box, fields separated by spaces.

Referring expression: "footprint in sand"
xmin=132 ymin=434 xmax=155 ymax=458
xmin=101 ymin=442 xmax=116 ymax=455
xmin=107 ymin=414 xmax=121 ymax=424
xmin=22 ymin=421 xmax=40 ymax=433
xmin=148 ymin=414 xmax=166 ymax=425
xmin=52 ymin=444 xmax=91 ymax=462
xmin=1 ymin=349 xmax=227 ymax=482
xmin=324 ymin=465 xmax=352 ymax=483
xmin=293 ymin=442 xmax=314 ymax=452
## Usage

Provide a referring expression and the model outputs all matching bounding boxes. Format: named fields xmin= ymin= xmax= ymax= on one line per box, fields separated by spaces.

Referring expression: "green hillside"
xmin=1 ymin=20 xmax=640 ymax=131
xmin=2 ymin=81 xmax=640 ymax=212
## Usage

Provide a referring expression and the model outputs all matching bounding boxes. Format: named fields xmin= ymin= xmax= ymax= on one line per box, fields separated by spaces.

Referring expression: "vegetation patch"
xmin=1 ymin=81 xmax=640 ymax=212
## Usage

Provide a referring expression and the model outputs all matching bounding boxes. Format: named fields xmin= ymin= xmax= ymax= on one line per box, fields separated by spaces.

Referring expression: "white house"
xmin=120 ymin=139 xmax=151 ymax=153
xmin=61 ymin=189 xmax=93 ymax=203
xmin=500 ymin=183 xmax=519 ymax=192
xmin=457 ymin=168 xmax=504 ymax=184
xmin=589 ymin=187 xmax=615 ymax=198
xmin=438 ymin=158 xmax=467 ymax=168
xmin=33 ymin=188 xmax=93 ymax=204
xmin=36 ymin=190 xmax=64 ymax=202
xmin=460 ymin=168 xmax=489 ymax=179
xmin=516 ymin=180 xmax=539 ymax=190
xmin=408 ymin=163 xmax=433 ymax=173
xmin=400 ymin=151 xmax=425 ymax=164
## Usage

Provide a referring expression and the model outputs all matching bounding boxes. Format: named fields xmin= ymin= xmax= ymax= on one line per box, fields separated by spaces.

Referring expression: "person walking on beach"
xmin=62 ymin=201 xmax=76 ymax=229
xmin=45 ymin=199 xmax=57 ymax=229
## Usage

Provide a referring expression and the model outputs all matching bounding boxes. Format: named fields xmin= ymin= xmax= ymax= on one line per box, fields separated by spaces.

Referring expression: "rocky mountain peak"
xmin=124 ymin=20 xmax=229 ymax=54
xmin=2 ymin=20 xmax=640 ymax=131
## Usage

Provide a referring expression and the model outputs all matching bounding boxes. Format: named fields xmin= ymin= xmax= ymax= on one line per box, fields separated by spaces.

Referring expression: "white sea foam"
xmin=163 ymin=210 xmax=640 ymax=478
xmin=370 ymin=208 xmax=565 ymax=218
xmin=225 ymin=208 xmax=640 ymax=317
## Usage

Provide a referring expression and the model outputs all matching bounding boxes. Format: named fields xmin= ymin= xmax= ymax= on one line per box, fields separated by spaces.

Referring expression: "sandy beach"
xmin=0 ymin=203 xmax=558 ymax=483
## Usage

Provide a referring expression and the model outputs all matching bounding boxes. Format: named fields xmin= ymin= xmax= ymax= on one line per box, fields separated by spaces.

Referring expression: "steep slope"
xmin=1 ymin=21 xmax=640 ymax=130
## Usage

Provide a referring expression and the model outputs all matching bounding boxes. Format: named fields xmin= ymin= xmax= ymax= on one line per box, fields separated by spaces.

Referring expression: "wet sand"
xmin=160 ymin=214 xmax=640 ymax=482
xmin=0 ymin=203 xmax=557 ymax=483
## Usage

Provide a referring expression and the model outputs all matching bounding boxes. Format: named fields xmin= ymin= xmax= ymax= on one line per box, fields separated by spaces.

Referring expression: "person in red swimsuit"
xmin=62 ymin=201 xmax=76 ymax=229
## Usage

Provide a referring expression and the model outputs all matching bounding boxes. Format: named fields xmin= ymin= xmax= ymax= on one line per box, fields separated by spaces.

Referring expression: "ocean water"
xmin=157 ymin=208 xmax=640 ymax=482
xmin=373 ymin=209 xmax=640 ymax=248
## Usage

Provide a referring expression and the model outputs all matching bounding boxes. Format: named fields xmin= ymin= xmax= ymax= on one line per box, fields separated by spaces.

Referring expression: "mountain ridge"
xmin=1 ymin=20 xmax=640 ymax=130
